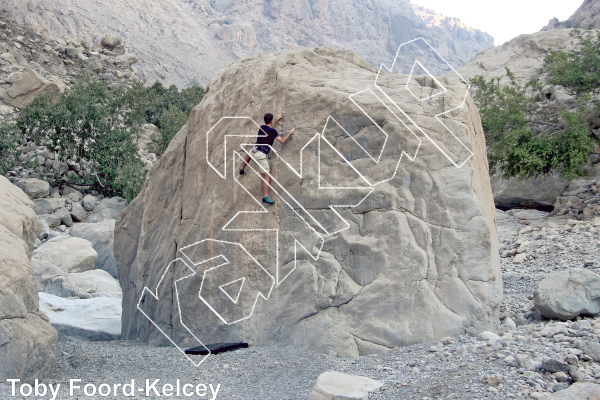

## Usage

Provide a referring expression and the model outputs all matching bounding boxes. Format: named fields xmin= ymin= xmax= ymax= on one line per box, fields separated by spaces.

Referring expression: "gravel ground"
xmin=2 ymin=211 xmax=600 ymax=400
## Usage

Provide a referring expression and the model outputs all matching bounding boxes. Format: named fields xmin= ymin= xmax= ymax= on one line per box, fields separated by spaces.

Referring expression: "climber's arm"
xmin=275 ymin=128 xmax=295 ymax=144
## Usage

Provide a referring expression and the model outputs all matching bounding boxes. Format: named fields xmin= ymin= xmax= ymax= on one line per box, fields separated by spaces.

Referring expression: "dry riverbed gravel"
xmin=2 ymin=210 xmax=600 ymax=400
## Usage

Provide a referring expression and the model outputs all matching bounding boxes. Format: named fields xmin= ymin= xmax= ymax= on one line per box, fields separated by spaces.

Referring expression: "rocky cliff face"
xmin=459 ymin=29 xmax=600 ymax=211
xmin=0 ymin=9 xmax=138 ymax=121
xmin=543 ymin=0 xmax=600 ymax=30
xmin=0 ymin=175 xmax=57 ymax=383
xmin=0 ymin=0 xmax=493 ymax=87
xmin=114 ymin=46 xmax=501 ymax=357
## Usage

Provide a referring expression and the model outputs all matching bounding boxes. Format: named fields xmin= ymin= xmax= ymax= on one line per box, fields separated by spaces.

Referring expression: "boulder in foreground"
xmin=38 ymin=292 xmax=121 ymax=341
xmin=534 ymin=269 xmax=600 ymax=320
xmin=0 ymin=176 xmax=57 ymax=383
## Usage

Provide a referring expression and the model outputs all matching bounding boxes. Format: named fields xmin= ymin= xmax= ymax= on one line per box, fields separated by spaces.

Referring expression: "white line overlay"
xmin=138 ymin=37 xmax=473 ymax=366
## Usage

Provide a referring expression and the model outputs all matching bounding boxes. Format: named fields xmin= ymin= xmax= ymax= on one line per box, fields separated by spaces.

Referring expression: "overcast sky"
xmin=410 ymin=0 xmax=583 ymax=45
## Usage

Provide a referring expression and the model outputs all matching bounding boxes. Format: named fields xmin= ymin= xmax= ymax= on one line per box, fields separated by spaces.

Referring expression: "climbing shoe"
xmin=262 ymin=196 xmax=275 ymax=205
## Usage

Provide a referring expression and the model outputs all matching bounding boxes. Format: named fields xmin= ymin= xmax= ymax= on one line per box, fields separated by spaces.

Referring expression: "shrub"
xmin=0 ymin=123 xmax=21 ymax=175
xmin=471 ymin=68 xmax=593 ymax=179
xmin=544 ymin=29 xmax=600 ymax=100
xmin=128 ymin=81 xmax=204 ymax=154
xmin=11 ymin=75 xmax=143 ymax=198
xmin=2 ymin=75 xmax=204 ymax=200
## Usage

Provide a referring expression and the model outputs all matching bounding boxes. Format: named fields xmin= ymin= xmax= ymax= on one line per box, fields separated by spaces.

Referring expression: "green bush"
xmin=0 ymin=123 xmax=20 ymax=175
xmin=544 ymin=29 xmax=600 ymax=100
xmin=2 ymin=75 xmax=204 ymax=200
xmin=128 ymin=81 xmax=204 ymax=154
xmin=9 ymin=75 xmax=143 ymax=199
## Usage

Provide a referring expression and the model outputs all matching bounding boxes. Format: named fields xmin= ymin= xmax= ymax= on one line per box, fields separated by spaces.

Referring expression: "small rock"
xmin=53 ymin=208 xmax=73 ymax=227
xmin=519 ymin=226 xmax=533 ymax=235
xmin=534 ymin=269 xmax=600 ymax=320
xmin=551 ymin=371 xmax=570 ymax=383
xmin=100 ymin=36 xmax=121 ymax=51
xmin=542 ymin=357 xmax=571 ymax=373
xmin=514 ymin=253 xmax=527 ymax=264
xmin=307 ymin=371 xmax=384 ymax=400
xmin=482 ymin=374 xmax=503 ymax=386
xmin=576 ymin=340 xmax=600 ymax=362
xmin=70 ymin=202 xmax=88 ymax=222
xmin=82 ymin=195 xmax=99 ymax=212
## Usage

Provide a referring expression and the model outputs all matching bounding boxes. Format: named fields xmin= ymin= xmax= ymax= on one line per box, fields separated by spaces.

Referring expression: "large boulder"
xmin=38 ymin=293 xmax=121 ymax=341
xmin=491 ymin=173 xmax=569 ymax=211
xmin=15 ymin=178 xmax=50 ymax=200
xmin=0 ymin=176 xmax=57 ymax=383
xmin=31 ymin=259 xmax=82 ymax=298
xmin=70 ymin=270 xmax=122 ymax=298
xmin=1 ymin=68 xmax=62 ymax=109
xmin=32 ymin=236 xmax=98 ymax=274
xmin=115 ymin=47 xmax=502 ymax=356
xmin=534 ymin=269 xmax=600 ymax=320
xmin=546 ymin=382 xmax=600 ymax=399
xmin=87 ymin=197 xmax=127 ymax=223
xmin=71 ymin=220 xmax=117 ymax=278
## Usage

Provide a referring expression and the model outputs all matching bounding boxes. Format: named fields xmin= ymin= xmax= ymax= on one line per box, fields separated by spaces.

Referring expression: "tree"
xmin=470 ymin=68 xmax=592 ymax=179
xmin=544 ymin=29 xmax=600 ymax=100
xmin=12 ymin=75 xmax=145 ymax=200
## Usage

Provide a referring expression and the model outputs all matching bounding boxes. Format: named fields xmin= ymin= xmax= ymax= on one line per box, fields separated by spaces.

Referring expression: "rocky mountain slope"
xmin=0 ymin=0 xmax=493 ymax=87
xmin=0 ymin=9 xmax=137 ymax=119
xmin=543 ymin=0 xmax=600 ymax=30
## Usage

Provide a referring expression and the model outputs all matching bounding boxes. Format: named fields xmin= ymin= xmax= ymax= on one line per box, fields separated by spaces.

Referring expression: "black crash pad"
xmin=185 ymin=342 xmax=249 ymax=355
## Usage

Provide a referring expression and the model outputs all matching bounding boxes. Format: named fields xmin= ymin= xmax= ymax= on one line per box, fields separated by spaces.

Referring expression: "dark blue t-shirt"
xmin=255 ymin=125 xmax=279 ymax=154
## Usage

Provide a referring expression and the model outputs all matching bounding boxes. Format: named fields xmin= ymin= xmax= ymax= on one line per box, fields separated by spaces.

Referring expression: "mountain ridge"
xmin=1 ymin=0 xmax=493 ymax=87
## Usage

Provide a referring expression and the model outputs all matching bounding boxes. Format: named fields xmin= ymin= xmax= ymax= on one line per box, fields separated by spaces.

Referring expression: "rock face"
xmin=115 ymin=47 xmax=502 ymax=356
xmin=459 ymin=29 xmax=583 ymax=128
xmin=1 ymin=0 xmax=493 ymax=87
xmin=0 ymin=9 xmax=137 ymax=123
xmin=542 ymin=0 xmax=600 ymax=31
xmin=0 ymin=176 xmax=57 ymax=383
xmin=534 ymin=269 xmax=600 ymax=320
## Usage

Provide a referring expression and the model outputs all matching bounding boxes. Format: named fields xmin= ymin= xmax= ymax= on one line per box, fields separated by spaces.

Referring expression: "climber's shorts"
xmin=252 ymin=151 xmax=270 ymax=173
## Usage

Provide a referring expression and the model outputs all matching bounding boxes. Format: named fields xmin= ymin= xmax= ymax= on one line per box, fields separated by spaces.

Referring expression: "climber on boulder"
xmin=239 ymin=112 xmax=295 ymax=205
